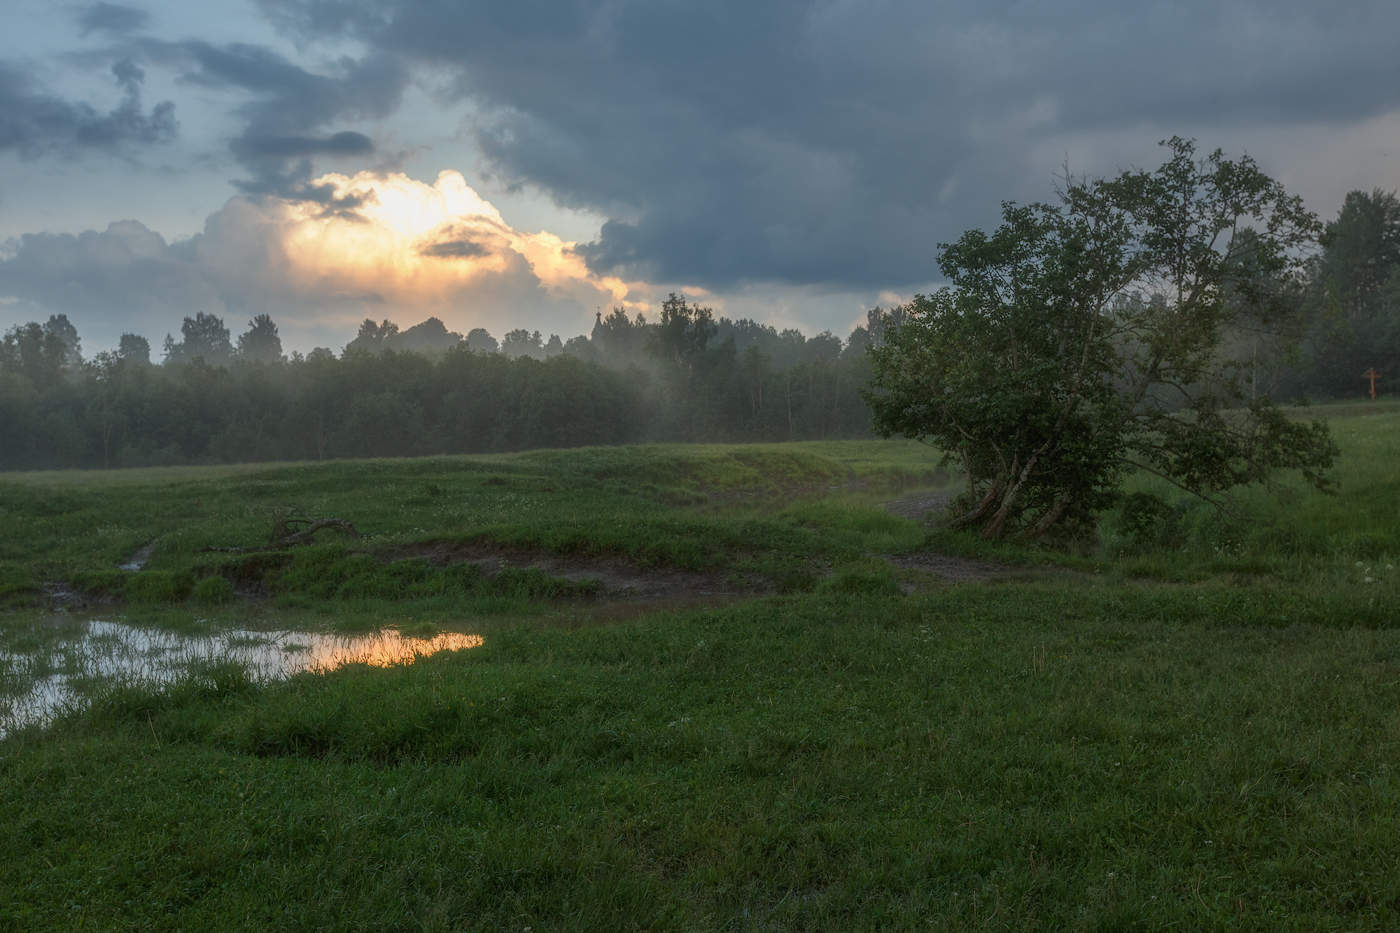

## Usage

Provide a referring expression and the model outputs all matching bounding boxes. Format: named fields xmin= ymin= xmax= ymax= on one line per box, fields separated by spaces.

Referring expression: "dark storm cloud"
xmin=257 ymin=0 xmax=1400 ymax=289
xmin=419 ymin=239 xmax=490 ymax=259
xmin=137 ymin=38 xmax=407 ymax=202
xmin=0 ymin=57 xmax=174 ymax=157
xmin=231 ymin=130 xmax=373 ymax=159
xmin=74 ymin=3 xmax=151 ymax=36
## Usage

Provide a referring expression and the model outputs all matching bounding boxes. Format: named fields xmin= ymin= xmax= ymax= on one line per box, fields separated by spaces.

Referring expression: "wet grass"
xmin=2 ymin=405 xmax=1400 ymax=926
xmin=4 ymin=590 xmax=1400 ymax=928
xmin=0 ymin=440 xmax=943 ymax=613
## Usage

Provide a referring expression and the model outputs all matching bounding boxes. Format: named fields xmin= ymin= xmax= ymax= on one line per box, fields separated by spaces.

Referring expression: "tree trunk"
xmin=1021 ymin=489 xmax=1074 ymax=541
xmin=949 ymin=482 xmax=1003 ymax=529
xmin=982 ymin=450 xmax=1043 ymax=539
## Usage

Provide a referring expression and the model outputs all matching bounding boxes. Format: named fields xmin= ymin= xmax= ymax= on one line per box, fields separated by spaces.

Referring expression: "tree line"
xmin=0 ymin=296 xmax=886 ymax=470
xmin=2 ymin=183 xmax=1396 ymax=473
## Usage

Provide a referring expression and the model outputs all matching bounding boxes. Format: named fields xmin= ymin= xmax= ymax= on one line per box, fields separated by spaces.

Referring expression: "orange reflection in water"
xmin=0 ymin=624 xmax=487 ymax=736
xmin=302 ymin=631 xmax=485 ymax=671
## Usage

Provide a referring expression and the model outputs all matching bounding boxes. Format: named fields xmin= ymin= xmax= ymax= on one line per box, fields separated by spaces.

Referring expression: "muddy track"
xmin=39 ymin=491 xmax=1027 ymax=613
xmin=882 ymin=490 xmax=954 ymax=523
xmin=880 ymin=491 xmax=1034 ymax=583
xmin=391 ymin=539 xmax=775 ymax=602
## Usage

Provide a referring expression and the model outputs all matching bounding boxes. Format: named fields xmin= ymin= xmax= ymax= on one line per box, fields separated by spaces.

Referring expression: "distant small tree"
xmin=649 ymin=293 xmax=716 ymax=368
xmin=236 ymin=313 xmax=284 ymax=364
xmin=117 ymin=333 xmax=151 ymax=365
xmin=393 ymin=317 xmax=463 ymax=354
xmin=804 ymin=331 xmax=843 ymax=363
xmin=1301 ymin=189 xmax=1400 ymax=395
xmin=563 ymin=334 xmax=595 ymax=361
xmin=591 ymin=308 xmax=649 ymax=364
xmin=43 ymin=314 xmax=83 ymax=370
xmin=1 ymin=321 xmax=68 ymax=387
xmin=501 ymin=328 xmax=544 ymax=358
xmin=867 ymin=137 xmax=1337 ymax=540
xmin=166 ymin=312 xmax=232 ymax=366
xmin=345 ymin=319 xmax=400 ymax=355
xmin=466 ymin=327 xmax=499 ymax=353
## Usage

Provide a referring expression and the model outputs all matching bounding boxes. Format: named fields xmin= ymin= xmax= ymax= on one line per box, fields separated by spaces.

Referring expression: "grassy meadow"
xmin=2 ymin=403 xmax=1400 ymax=928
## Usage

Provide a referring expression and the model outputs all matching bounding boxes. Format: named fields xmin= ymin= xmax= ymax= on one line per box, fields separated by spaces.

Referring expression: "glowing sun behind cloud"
xmin=274 ymin=169 xmax=640 ymax=318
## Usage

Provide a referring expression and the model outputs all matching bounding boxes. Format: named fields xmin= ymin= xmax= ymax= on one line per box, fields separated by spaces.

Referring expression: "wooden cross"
xmin=1362 ymin=367 xmax=1381 ymax=399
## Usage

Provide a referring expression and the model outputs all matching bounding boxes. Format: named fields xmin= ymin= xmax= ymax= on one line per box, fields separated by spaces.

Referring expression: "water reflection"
xmin=1 ymin=621 xmax=482 ymax=736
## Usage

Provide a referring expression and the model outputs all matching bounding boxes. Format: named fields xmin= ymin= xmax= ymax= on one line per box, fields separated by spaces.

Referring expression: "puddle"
xmin=0 ymin=621 xmax=482 ymax=736
xmin=120 ymin=542 xmax=155 ymax=571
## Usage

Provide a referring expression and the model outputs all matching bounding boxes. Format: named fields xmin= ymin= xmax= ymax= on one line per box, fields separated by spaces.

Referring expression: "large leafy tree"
xmin=867 ymin=138 xmax=1337 ymax=540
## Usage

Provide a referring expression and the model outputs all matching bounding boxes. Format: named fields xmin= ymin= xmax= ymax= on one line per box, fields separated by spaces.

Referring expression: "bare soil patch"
xmin=883 ymin=551 xmax=1025 ymax=584
xmin=881 ymin=490 xmax=1030 ymax=583
xmin=882 ymin=490 xmax=954 ymax=523
xmin=392 ymin=539 xmax=774 ymax=602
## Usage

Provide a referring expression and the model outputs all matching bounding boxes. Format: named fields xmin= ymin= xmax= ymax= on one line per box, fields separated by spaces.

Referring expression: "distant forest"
xmin=2 ymin=189 xmax=1397 ymax=471
xmin=0 ymin=294 xmax=892 ymax=470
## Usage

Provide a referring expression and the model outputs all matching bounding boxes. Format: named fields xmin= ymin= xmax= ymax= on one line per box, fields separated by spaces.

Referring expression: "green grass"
xmin=1093 ymin=400 xmax=1400 ymax=582
xmin=3 ymin=406 xmax=1400 ymax=927
xmin=0 ymin=440 xmax=943 ymax=614
xmin=5 ymin=590 xmax=1400 ymax=928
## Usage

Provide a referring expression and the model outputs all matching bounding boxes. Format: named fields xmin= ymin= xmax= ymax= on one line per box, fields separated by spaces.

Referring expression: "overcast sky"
xmin=3 ymin=0 xmax=1399 ymax=353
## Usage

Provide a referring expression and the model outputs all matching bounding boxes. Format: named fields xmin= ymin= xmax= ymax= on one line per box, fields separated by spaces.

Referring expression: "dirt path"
xmin=880 ymin=490 xmax=1031 ymax=583
xmin=881 ymin=490 xmax=953 ymax=523
xmin=394 ymin=540 xmax=773 ymax=602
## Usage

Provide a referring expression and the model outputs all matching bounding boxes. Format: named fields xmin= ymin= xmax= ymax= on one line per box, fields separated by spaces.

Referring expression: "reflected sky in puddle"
xmin=1 ymin=621 xmax=482 ymax=736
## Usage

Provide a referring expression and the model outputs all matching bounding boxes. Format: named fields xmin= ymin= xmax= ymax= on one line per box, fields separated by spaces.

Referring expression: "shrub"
xmin=191 ymin=575 xmax=236 ymax=605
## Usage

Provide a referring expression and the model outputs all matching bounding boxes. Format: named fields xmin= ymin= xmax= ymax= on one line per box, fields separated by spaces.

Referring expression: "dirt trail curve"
xmin=880 ymin=491 xmax=1028 ymax=583
xmin=395 ymin=540 xmax=773 ymax=602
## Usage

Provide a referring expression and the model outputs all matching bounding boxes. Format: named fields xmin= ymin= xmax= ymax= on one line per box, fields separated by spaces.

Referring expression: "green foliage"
xmin=191 ymin=576 xmax=235 ymax=605
xmin=0 ymin=565 xmax=38 ymax=607
xmin=868 ymin=137 xmax=1336 ymax=540
xmin=69 ymin=569 xmax=127 ymax=599
xmin=1294 ymin=189 xmax=1400 ymax=397
xmin=1114 ymin=492 xmax=1186 ymax=554
xmin=125 ymin=570 xmax=193 ymax=604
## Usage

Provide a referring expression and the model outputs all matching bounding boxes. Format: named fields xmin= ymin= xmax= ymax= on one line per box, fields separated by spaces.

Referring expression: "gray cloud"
xmin=131 ymin=38 xmax=407 ymax=202
xmin=420 ymin=239 xmax=490 ymax=259
xmin=0 ymin=57 xmax=175 ymax=157
xmin=0 ymin=194 xmax=617 ymax=351
xmin=256 ymin=0 xmax=1400 ymax=290
xmin=231 ymin=130 xmax=373 ymax=159
xmin=75 ymin=3 xmax=151 ymax=37
xmin=0 ymin=220 xmax=220 ymax=324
